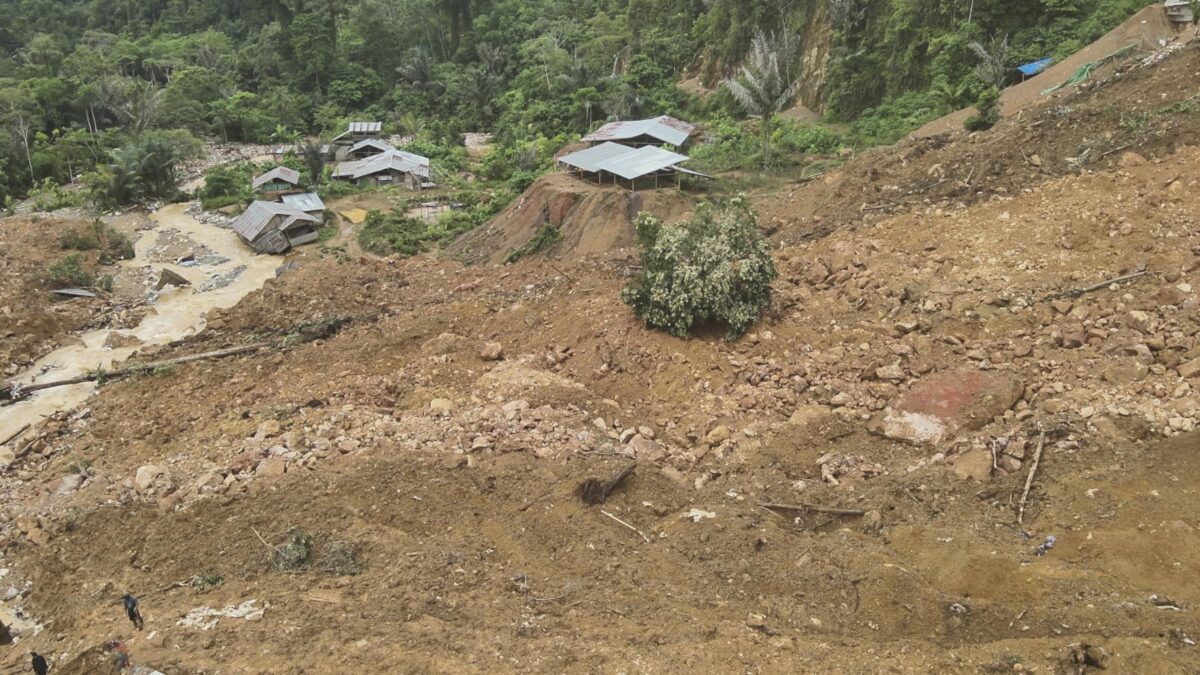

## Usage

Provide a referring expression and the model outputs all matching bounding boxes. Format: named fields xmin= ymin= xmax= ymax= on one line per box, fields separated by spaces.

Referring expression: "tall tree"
xmin=722 ymin=31 xmax=799 ymax=167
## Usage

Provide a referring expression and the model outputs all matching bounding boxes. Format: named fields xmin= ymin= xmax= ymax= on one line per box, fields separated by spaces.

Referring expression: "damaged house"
xmin=232 ymin=201 xmax=322 ymax=254
xmin=582 ymin=115 xmax=696 ymax=149
xmin=332 ymin=148 xmax=433 ymax=189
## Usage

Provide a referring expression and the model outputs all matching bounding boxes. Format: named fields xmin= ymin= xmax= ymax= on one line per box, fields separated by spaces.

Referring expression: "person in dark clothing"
xmin=122 ymin=593 xmax=143 ymax=630
xmin=30 ymin=651 xmax=49 ymax=675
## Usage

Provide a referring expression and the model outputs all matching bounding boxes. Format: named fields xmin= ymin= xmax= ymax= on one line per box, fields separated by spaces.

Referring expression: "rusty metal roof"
xmin=582 ymin=115 xmax=695 ymax=147
xmin=252 ymin=167 xmax=302 ymax=190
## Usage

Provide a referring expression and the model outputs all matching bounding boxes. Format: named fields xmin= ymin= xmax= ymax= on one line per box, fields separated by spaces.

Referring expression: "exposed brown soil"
xmin=915 ymin=5 xmax=1187 ymax=137
xmin=447 ymin=172 xmax=695 ymax=264
xmin=0 ymin=217 xmax=144 ymax=372
xmin=760 ymin=42 xmax=1200 ymax=245
xmin=3 ymin=38 xmax=1200 ymax=675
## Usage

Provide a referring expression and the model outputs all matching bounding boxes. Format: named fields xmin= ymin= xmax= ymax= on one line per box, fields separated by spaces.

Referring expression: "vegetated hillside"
xmin=756 ymin=42 xmax=1200 ymax=243
xmin=0 ymin=0 xmax=1157 ymax=208
xmin=3 ymin=43 xmax=1200 ymax=672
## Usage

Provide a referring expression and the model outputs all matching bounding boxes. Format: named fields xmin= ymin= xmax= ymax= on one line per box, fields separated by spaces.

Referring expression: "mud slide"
xmin=0 ymin=204 xmax=278 ymax=444
xmin=915 ymin=4 xmax=1188 ymax=137
xmin=448 ymin=172 xmax=694 ymax=265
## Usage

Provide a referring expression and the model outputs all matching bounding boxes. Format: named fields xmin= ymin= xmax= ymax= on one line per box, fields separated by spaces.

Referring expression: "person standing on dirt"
xmin=30 ymin=651 xmax=49 ymax=675
xmin=122 ymin=593 xmax=143 ymax=630
xmin=106 ymin=641 xmax=132 ymax=670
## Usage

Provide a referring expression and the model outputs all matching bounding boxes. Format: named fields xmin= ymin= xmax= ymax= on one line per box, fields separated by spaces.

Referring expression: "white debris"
xmin=683 ymin=509 xmax=716 ymax=522
xmin=177 ymin=599 xmax=265 ymax=630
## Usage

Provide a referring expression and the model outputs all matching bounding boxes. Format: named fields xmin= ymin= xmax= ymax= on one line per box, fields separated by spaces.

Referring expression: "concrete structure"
xmin=252 ymin=167 xmax=302 ymax=197
xmin=1165 ymin=0 xmax=1194 ymax=23
xmin=232 ymin=201 xmax=322 ymax=254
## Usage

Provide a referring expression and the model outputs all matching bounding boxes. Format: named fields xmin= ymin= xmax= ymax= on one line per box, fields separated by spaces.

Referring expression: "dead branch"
xmin=1 ymin=424 xmax=30 ymax=447
xmin=760 ymin=502 xmax=866 ymax=517
xmin=1018 ymin=432 xmax=1046 ymax=525
xmin=1 ymin=343 xmax=268 ymax=403
xmin=599 ymin=509 xmax=651 ymax=544
xmin=577 ymin=464 xmax=636 ymax=505
xmin=517 ymin=485 xmax=557 ymax=512
xmin=1066 ymin=270 xmax=1149 ymax=298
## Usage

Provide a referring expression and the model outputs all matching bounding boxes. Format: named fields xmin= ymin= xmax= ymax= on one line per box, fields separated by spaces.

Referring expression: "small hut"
xmin=252 ymin=167 xmax=302 ymax=197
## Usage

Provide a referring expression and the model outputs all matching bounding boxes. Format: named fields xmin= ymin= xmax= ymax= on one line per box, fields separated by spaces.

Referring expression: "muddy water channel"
xmin=0 ymin=202 xmax=278 ymax=443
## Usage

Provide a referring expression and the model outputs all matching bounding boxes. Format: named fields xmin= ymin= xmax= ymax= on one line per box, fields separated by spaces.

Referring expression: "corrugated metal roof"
xmin=348 ymin=139 xmax=394 ymax=155
xmin=252 ymin=167 xmax=302 ymax=190
xmin=280 ymin=192 xmax=326 ymax=213
xmin=343 ymin=149 xmax=431 ymax=180
xmin=558 ymin=142 xmax=637 ymax=173
xmin=232 ymin=201 xmax=319 ymax=243
xmin=593 ymin=146 xmax=690 ymax=180
xmin=349 ymin=121 xmax=382 ymax=133
xmin=582 ymin=115 xmax=695 ymax=147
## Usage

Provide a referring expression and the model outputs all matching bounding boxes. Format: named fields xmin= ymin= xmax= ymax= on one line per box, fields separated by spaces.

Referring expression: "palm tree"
xmin=300 ymin=140 xmax=326 ymax=187
xmin=723 ymin=31 xmax=800 ymax=168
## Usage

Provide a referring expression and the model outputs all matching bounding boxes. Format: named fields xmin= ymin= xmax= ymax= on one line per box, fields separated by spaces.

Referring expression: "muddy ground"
xmin=1 ymin=38 xmax=1200 ymax=675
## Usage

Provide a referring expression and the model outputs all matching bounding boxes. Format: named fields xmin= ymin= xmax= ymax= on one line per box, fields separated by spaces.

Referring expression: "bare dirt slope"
xmin=0 ymin=217 xmax=146 ymax=374
xmin=448 ymin=172 xmax=694 ymax=265
xmin=762 ymin=42 xmax=1200 ymax=245
xmin=915 ymin=4 xmax=1187 ymax=137
xmin=3 ymin=40 xmax=1200 ymax=675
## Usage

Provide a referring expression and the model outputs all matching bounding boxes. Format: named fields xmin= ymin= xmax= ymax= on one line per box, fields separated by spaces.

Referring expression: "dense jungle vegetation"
xmin=0 ymin=0 xmax=1152 ymax=205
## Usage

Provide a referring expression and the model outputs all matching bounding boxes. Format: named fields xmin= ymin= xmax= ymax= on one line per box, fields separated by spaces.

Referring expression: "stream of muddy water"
xmin=0 ymin=202 xmax=279 ymax=444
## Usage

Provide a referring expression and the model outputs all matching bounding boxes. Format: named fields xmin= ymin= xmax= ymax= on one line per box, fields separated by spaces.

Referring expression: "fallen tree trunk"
xmin=1 ymin=343 xmax=268 ymax=403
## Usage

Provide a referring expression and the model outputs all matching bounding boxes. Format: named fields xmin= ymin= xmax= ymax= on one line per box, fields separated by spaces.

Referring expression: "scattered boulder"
xmin=255 ymin=420 xmax=282 ymax=439
xmin=628 ymin=435 xmax=665 ymax=462
xmin=950 ymin=449 xmax=993 ymax=482
xmin=103 ymin=332 xmax=143 ymax=349
xmin=421 ymin=333 xmax=466 ymax=356
xmin=705 ymin=426 xmax=731 ymax=446
xmin=0 ymin=448 xmax=15 ymax=472
xmin=480 ymin=342 xmax=504 ymax=361
xmin=878 ymin=369 xmax=1023 ymax=445
xmin=50 ymin=473 xmax=84 ymax=496
xmin=1179 ymin=359 xmax=1200 ymax=380
xmin=134 ymin=464 xmax=172 ymax=495
xmin=256 ymin=457 xmax=287 ymax=477
xmin=429 ymin=398 xmax=454 ymax=417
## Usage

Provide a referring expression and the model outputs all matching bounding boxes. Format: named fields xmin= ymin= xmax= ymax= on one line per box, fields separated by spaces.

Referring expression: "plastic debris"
xmin=177 ymin=599 xmax=264 ymax=630
xmin=1033 ymin=535 xmax=1057 ymax=556
xmin=683 ymin=509 xmax=716 ymax=522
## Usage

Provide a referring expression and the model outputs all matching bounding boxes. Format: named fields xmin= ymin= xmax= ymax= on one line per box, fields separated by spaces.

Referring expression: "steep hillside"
xmin=447 ymin=173 xmax=694 ymax=265
xmin=2 ymin=43 xmax=1200 ymax=672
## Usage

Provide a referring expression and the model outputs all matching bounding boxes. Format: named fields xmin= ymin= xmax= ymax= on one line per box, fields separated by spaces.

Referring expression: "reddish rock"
xmin=879 ymin=369 xmax=1023 ymax=445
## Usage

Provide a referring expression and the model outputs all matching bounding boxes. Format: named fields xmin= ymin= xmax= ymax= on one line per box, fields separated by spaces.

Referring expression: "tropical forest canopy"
xmin=0 ymin=0 xmax=1152 ymax=204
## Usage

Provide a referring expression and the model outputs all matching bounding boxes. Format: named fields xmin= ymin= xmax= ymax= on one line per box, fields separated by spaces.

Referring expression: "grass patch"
xmin=505 ymin=224 xmax=562 ymax=263
xmin=60 ymin=221 xmax=135 ymax=263
xmin=319 ymin=541 xmax=363 ymax=576
xmin=47 ymin=254 xmax=95 ymax=287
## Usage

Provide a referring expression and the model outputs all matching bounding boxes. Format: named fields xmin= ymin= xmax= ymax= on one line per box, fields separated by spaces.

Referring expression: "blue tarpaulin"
xmin=1018 ymin=57 xmax=1054 ymax=76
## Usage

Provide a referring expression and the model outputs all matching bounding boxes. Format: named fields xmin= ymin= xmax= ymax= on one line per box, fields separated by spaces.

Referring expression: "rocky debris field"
xmin=0 ymin=216 xmax=149 ymax=375
xmin=3 ymin=43 xmax=1200 ymax=675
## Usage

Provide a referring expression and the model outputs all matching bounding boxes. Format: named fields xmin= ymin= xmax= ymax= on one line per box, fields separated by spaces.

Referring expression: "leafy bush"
xmin=622 ymin=195 xmax=777 ymax=339
xmin=61 ymin=221 xmax=134 ymax=263
xmin=30 ymin=178 xmax=85 ymax=212
xmin=269 ymin=528 xmax=314 ymax=572
xmin=692 ymin=115 xmax=845 ymax=172
xmin=188 ymin=570 xmax=224 ymax=592
xmin=965 ymin=87 xmax=1001 ymax=132
xmin=505 ymin=225 xmax=562 ymax=263
xmin=47 ymin=254 xmax=95 ymax=287
xmin=319 ymin=541 xmax=362 ymax=576
xmin=357 ymin=210 xmax=431 ymax=256
xmin=199 ymin=162 xmax=257 ymax=210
